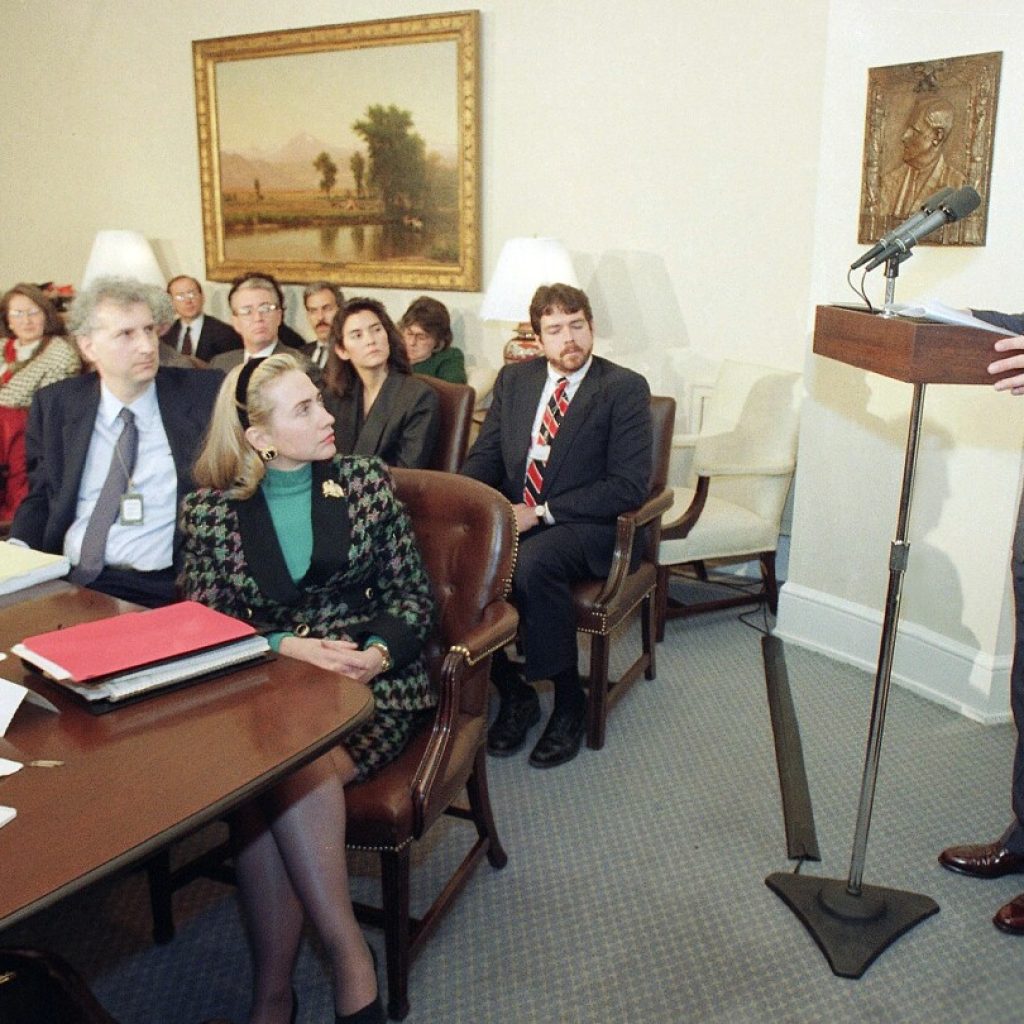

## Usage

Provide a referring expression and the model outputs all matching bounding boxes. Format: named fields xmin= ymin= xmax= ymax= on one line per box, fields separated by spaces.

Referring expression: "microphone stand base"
xmin=765 ymin=872 xmax=938 ymax=978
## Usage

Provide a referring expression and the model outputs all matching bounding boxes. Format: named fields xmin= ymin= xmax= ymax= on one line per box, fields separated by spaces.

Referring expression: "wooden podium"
xmin=766 ymin=304 xmax=1013 ymax=978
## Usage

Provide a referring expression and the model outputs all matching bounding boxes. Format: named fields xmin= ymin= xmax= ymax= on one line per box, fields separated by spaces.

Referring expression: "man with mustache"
xmin=10 ymin=277 xmax=222 ymax=607
xmin=462 ymin=283 xmax=652 ymax=768
xmin=302 ymin=281 xmax=344 ymax=377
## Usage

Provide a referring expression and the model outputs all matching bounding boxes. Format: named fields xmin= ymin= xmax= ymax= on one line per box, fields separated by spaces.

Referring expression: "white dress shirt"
xmin=64 ymin=381 xmax=177 ymax=571
xmin=525 ymin=356 xmax=593 ymax=523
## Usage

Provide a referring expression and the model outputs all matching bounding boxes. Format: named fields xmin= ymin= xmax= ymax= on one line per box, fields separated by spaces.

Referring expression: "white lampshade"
xmin=479 ymin=237 xmax=579 ymax=323
xmin=81 ymin=230 xmax=165 ymax=289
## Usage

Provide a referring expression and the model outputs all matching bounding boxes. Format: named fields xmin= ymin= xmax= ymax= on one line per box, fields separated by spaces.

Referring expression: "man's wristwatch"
xmin=535 ymin=502 xmax=548 ymax=520
xmin=364 ymin=640 xmax=392 ymax=673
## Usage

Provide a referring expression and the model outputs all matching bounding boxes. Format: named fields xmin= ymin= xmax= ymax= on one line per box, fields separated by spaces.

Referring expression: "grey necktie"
xmin=70 ymin=407 xmax=139 ymax=586
xmin=181 ymin=325 xmax=193 ymax=357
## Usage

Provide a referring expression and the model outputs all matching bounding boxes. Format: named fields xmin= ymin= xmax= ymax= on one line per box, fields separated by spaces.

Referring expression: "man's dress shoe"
xmin=528 ymin=707 xmax=585 ymax=769
xmin=487 ymin=687 xmax=541 ymax=756
xmin=938 ymin=840 xmax=1024 ymax=879
xmin=994 ymin=892 xmax=1024 ymax=935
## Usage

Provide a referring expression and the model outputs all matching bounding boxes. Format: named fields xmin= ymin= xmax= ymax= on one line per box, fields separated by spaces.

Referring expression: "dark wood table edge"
xmin=0 ymin=689 xmax=374 ymax=933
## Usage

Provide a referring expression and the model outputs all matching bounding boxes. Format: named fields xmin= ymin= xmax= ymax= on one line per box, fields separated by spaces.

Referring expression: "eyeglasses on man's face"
xmin=171 ymin=290 xmax=199 ymax=301
xmin=233 ymin=303 xmax=281 ymax=319
xmin=7 ymin=309 xmax=44 ymax=320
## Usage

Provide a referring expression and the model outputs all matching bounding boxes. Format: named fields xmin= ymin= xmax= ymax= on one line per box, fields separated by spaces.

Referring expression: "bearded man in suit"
xmin=461 ymin=283 xmax=652 ymax=768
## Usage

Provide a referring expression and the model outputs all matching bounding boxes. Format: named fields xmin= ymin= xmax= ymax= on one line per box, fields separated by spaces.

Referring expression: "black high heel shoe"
xmin=335 ymin=946 xmax=384 ymax=1024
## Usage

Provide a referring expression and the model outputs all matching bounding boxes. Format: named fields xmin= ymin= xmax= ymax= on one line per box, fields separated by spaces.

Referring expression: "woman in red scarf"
xmin=0 ymin=284 xmax=80 ymax=521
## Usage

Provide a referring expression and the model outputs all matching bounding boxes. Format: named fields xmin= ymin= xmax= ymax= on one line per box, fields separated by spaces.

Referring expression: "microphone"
xmin=850 ymin=187 xmax=957 ymax=270
xmin=864 ymin=186 xmax=981 ymax=271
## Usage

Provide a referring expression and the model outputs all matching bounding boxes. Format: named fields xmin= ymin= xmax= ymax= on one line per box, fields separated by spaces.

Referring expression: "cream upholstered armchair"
xmin=655 ymin=359 xmax=801 ymax=639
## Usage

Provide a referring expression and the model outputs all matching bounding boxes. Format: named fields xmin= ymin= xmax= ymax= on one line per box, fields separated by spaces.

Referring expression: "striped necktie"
xmin=523 ymin=377 xmax=569 ymax=507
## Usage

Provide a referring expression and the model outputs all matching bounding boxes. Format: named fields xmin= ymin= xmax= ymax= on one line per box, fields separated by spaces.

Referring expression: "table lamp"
xmin=479 ymin=237 xmax=579 ymax=362
xmin=81 ymin=230 xmax=165 ymax=288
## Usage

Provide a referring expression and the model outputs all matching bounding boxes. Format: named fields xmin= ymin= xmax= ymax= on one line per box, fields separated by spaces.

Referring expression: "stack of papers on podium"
xmin=886 ymin=299 xmax=1010 ymax=334
xmin=0 ymin=542 xmax=70 ymax=596
xmin=12 ymin=601 xmax=270 ymax=708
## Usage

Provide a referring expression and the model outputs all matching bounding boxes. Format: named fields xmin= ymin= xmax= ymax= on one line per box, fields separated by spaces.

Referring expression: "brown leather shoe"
xmin=994 ymin=893 xmax=1024 ymax=934
xmin=938 ymin=840 xmax=1024 ymax=879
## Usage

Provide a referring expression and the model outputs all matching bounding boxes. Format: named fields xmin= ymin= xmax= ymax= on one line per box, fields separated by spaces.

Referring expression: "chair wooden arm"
xmin=661 ymin=475 xmax=710 ymax=542
xmin=594 ymin=487 xmax=674 ymax=605
xmin=411 ymin=599 xmax=518 ymax=836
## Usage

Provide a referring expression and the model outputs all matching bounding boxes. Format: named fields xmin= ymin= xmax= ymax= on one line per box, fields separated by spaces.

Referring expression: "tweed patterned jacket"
xmin=179 ymin=454 xmax=435 ymax=713
xmin=0 ymin=336 xmax=81 ymax=408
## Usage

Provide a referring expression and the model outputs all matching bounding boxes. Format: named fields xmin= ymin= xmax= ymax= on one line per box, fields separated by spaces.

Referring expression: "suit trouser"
xmin=514 ymin=523 xmax=592 ymax=684
xmin=1003 ymin=486 xmax=1024 ymax=855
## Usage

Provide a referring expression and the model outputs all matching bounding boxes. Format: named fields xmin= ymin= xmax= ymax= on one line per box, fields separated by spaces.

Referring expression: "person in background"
xmin=0 ymin=284 xmax=81 ymax=521
xmin=180 ymin=351 xmax=435 ymax=1024
xmin=938 ymin=308 xmax=1024 ymax=936
xmin=303 ymin=281 xmax=344 ymax=375
xmin=10 ymin=276 xmax=221 ymax=606
xmin=165 ymin=274 xmax=243 ymax=362
xmin=398 ymin=295 xmax=467 ymax=384
xmin=323 ymin=298 xmax=439 ymax=468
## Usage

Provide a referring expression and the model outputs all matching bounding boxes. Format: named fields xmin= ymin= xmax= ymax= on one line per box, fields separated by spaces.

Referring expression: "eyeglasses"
xmin=233 ymin=303 xmax=280 ymax=318
xmin=7 ymin=309 xmax=44 ymax=320
xmin=403 ymin=329 xmax=432 ymax=342
xmin=171 ymin=290 xmax=199 ymax=301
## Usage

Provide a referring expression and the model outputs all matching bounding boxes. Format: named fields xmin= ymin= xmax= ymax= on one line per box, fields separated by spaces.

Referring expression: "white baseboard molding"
xmin=774 ymin=581 xmax=1011 ymax=725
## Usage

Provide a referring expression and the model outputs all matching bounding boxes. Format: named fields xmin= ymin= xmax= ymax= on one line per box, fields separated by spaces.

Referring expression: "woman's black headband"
xmin=234 ymin=357 xmax=266 ymax=430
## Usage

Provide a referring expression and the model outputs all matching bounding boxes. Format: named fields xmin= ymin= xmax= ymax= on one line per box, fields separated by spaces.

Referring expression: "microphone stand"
xmin=766 ymin=249 xmax=938 ymax=976
xmin=880 ymin=250 xmax=912 ymax=318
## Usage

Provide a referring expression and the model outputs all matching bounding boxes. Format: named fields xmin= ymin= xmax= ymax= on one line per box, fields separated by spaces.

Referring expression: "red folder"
xmin=16 ymin=601 xmax=256 ymax=683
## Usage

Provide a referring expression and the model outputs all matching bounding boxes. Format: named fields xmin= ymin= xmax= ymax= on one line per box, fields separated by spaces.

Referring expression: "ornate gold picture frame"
xmin=858 ymin=51 xmax=1001 ymax=248
xmin=193 ymin=11 xmax=480 ymax=290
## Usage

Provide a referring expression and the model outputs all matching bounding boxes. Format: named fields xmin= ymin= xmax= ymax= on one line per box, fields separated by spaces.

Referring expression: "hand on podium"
xmin=989 ymin=335 xmax=1024 ymax=396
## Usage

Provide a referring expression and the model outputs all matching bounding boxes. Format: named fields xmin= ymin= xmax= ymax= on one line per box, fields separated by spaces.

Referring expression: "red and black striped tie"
xmin=523 ymin=376 xmax=569 ymax=507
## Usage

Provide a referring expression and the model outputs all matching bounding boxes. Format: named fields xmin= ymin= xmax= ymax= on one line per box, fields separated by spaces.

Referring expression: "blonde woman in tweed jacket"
xmin=179 ymin=350 xmax=434 ymax=1024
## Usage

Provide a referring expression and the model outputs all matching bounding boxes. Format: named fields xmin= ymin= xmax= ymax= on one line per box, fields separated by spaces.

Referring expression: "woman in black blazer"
xmin=322 ymin=298 xmax=439 ymax=468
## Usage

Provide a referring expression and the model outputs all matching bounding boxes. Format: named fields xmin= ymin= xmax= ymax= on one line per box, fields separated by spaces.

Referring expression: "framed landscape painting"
xmin=193 ymin=11 xmax=480 ymax=290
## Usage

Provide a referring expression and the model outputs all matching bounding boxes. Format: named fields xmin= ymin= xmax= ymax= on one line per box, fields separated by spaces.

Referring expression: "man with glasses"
xmin=165 ymin=275 xmax=242 ymax=363
xmin=210 ymin=273 xmax=296 ymax=370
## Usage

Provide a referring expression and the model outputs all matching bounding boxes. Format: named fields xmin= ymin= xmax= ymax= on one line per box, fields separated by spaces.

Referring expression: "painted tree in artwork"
xmin=351 ymin=104 xmax=428 ymax=213
xmin=350 ymin=151 xmax=366 ymax=198
xmin=313 ymin=151 xmax=338 ymax=198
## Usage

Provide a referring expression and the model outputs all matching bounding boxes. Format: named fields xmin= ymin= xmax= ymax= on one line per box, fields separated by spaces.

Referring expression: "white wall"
xmin=776 ymin=0 xmax=1024 ymax=722
xmin=0 ymin=0 xmax=828 ymax=402
xmin=6 ymin=0 xmax=1017 ymax=721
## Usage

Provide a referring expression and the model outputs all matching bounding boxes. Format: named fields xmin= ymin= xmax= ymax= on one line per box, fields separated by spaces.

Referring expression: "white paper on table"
xmin=0 ymin=678 xmax=27 ymax=737
xmin=0 ymin=678 xmax=57 ymax=736
xmin=0 ymin=806 xmax=16 ymax=828
xmin=887 ymin=299 xmax=1011 ymax=334
xmin=0 ymin=756 xmax=22 ymax=776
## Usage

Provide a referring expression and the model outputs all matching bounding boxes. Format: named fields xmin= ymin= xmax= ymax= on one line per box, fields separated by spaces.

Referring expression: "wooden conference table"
xmin=0 ymin=580 xmax=373 ymax=932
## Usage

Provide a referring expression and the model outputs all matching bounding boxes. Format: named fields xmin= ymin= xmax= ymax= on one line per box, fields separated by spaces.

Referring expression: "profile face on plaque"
xmin=858 ymin=51 xmax=1001 ymax=249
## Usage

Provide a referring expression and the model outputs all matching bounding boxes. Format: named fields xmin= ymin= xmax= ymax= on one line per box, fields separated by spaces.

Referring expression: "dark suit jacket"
xmin=324 ymin=373 xmax=440 ymax=469
xmin=461 ymin=355 xmax=652 ymax=576
xmin=208 ymin=341 xmax=286 ymax=372
xmin=11 ymin=367 xmax=223 ymax=562
xmin=169 ymin=314 xmax=242 ymax=363
xmin=973 ymin=309 xmax=1024 ymax=334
